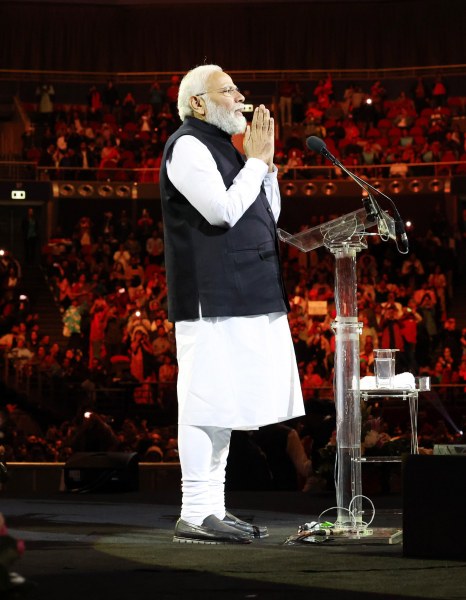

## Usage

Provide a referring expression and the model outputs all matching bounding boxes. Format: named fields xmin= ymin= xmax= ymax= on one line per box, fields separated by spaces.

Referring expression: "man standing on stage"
xmin=160 ymin=64 xmax=304 ymax=544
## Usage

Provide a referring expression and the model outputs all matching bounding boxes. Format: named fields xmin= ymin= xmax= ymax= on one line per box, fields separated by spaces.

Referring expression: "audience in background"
xmin=2 ymin=73 xmax=466 ymax=490
xmin=20 ymin=74 xmax=466 ymax=182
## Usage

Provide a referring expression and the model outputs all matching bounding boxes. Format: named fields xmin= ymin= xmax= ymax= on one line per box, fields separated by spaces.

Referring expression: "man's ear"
xmin=189 ymin=95 xmax=206 ymax=118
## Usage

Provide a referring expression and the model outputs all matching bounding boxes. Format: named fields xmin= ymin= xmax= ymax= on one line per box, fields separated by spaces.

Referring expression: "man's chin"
xmin=232 ymin=116 xmax=247 ymax=135
xmin=205 ymin=109 xmax=247 ymax=136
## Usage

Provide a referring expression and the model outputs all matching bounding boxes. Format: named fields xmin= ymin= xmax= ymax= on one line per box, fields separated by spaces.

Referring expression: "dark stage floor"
xmin=2 ymin=491 xmax=466 ymax=600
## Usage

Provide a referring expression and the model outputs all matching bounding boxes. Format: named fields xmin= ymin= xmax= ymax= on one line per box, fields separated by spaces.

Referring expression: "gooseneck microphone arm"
xmin=306 ymin=136 xmax=409 ymax=254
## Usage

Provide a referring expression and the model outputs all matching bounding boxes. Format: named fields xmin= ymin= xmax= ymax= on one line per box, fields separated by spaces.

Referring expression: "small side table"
xmin=360 ymin=377 xmax=430 ymax=459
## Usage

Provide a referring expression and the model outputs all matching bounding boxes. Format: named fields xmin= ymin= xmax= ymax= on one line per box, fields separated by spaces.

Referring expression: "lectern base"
xmin=284 ymin=526 xmax=402 ymax=546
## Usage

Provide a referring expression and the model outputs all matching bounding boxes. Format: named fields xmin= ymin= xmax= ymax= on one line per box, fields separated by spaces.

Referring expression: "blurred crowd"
xmin=0 ymin=198 xmax=464 ymax=485
xmin=23 ymin=77 xmax=182 ymax=182
xmin=2 ymin=71 xmax=466 ymax=488
xmin=276 ymin=75 xmax=466 ymax=178
xmin=0 ymin=404 xmax=178 ymax=465
xmin=21 ymin=74 xmax=466 ymax=182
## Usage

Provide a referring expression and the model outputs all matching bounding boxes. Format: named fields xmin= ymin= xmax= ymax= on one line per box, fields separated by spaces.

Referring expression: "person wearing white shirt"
xmin=160 ymin=64 xmax=304 ymax=544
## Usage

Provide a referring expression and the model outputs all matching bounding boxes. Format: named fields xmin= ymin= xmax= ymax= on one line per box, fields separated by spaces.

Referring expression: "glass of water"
xmin=373 ymin=349 xmax=398 ymax=389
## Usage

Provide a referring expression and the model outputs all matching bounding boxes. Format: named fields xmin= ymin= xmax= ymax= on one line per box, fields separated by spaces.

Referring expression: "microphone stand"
xmin=308 ymin=141 xmax=409 ymax=529
xmin=318 ymin=146 xmax=409 ymax=254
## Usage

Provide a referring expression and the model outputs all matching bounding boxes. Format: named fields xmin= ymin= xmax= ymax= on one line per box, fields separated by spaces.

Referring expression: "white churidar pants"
xmin=178 ymin=424 xmax=231 ymax=525
xmin=175 ymin=311 xmax=305 ymax=524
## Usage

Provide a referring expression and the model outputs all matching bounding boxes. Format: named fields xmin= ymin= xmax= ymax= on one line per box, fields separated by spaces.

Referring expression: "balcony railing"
xmin=0 ymin=160 xmax=465 ymax=184
xmin=2 ymin=64 xmax=466 ymax=84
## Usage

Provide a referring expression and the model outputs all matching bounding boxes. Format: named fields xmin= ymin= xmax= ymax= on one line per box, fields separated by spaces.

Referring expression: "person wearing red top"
xmin=432 ymin=76 xmax=448 ymax=107
xmin=88 ymin=297 xmax=109 ymax=368
xmin=399 ymin=303 xmax=422 ymax=372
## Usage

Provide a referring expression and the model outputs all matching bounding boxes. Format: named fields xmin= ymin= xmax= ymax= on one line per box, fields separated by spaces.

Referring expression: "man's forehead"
xmin=207 ymin=70 xmax=234 ymax=88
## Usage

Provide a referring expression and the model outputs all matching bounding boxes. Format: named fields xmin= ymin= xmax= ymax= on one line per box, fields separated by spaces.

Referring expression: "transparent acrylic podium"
xmin=279 ymin=204 xmax=396 ymax=532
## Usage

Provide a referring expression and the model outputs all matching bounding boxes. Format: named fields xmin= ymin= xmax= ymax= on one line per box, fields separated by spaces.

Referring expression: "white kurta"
xmin=167 ymin=135 xmax=305 ymax=429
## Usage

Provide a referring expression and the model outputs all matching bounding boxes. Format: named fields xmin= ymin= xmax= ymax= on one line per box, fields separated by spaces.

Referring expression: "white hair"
xmin=177 ymin=64 xmax=223 ymax=122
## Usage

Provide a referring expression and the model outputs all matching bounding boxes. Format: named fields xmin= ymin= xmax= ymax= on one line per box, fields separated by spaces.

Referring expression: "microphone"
xmin=307 ymin=136 xmax=370 ymax=189
xmin=306 ymin=136 xmax=409 ymax=254
xmin=306 ymin=136 xmax=339 ymax=165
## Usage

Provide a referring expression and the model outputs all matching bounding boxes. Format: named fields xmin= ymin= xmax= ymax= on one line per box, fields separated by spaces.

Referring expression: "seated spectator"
xmin=69 ymin=273 xmax=91 ymax=306
xmin=152 ymin=326 xmax=173 ymax=363
xmin=124 ymin=232 xmax=142 ymax=257
xmin=75 ymin=141 xmax=97 ymax=180
xmin=283 ymin=148 xmax=304 ymax=179
xmin=412 ymin=275 xmax=434 ymax=304
xmin=136 ymin=208 xmax=154 ymax=241
xmin=359 ymin=314 xmax=379 ymax=349
xmin=158 ymin=354 xmax=177 ymax=384
xmin=324 ymin=97 xmax=345 ymax=123
xmin=62 ymin=299 xmax=82 ymax=341
xmin=438 ymin=317 xmax=462 ymax=364
xmin=113 ymin=243 xmax=131 ymax=271
xmin=389 ymin=155 xmax=409 ymax=177
xmin=115 ymin=210 xmax=132 ymax=242
xmin=301 ymin=361 xmax=324 ymax=400
xmin=360 ymin=336 xmax=376 ymax=375
xmin=401 ymin=252 xmax=425 ymax=288
xmin=88 ymin=297 xmax=109 ymax=368
xmin=399 ymin=304 xmax=421 ymax=372
xmin=7 ymin=338 xmax=33 ymax=366
xmin=428 ymin=265 xmax=448 ymax=317
xmin=145 ymin=230 xmax=164 ymax=265
xmin=314 ymin=75 xmax=333 ymax=110
xmin=125 ymin=256 xmax=145 ymax=289
xmin=392 ymin=107 xmax=414 ymax=129
xmin=431 ymin=76 xmax=448 ymax=107
xmin=109 ymin=260 xmax=126 ymax=286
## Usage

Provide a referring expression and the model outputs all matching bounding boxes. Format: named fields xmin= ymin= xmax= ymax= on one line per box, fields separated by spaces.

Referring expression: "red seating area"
xmin=22 ymin=77 xmax=466 ymax=181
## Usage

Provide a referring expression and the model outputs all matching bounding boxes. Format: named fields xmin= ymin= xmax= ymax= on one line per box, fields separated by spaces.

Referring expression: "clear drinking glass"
xmin=373 ymin=348 xmax=398 ymax=389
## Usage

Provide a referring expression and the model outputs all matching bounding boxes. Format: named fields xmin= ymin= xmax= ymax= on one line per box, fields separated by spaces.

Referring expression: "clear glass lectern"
xmin=279 ymin=205 xmax=396 ymax=530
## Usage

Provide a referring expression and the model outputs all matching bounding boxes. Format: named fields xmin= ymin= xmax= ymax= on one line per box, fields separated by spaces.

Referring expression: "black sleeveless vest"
xmin=160 ymin=117 xmax=289 ymax=322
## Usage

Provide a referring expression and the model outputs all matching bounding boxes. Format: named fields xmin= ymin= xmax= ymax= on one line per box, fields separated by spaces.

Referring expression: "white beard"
xmin=204 ymin=97 xmax=247 ymax=136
